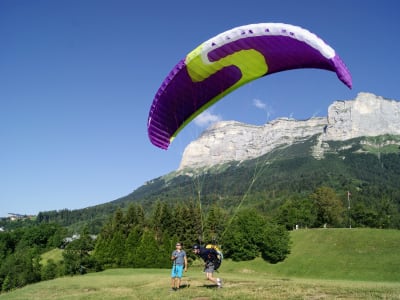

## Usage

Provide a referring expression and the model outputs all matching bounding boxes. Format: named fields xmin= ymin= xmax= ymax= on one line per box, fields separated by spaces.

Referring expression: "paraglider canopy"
xmin=148 ymin=23 xmax=352 ymax=150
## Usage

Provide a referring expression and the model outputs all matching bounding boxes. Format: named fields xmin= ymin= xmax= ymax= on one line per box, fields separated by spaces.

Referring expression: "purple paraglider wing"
xmin=148 ymin=23 xmax=352 ymax=149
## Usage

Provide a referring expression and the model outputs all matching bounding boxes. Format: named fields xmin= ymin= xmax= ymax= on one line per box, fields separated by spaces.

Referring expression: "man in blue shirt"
xmin=171 ymin=242 xmax=187 ymax=291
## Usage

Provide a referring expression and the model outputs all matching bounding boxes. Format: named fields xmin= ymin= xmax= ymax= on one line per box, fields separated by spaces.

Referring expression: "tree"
xmin=223 ymin=209 xmax=266 ymax=261
xmin=134 ymin=230 xmax=162 ymax=268
xmin=151 ymin=201 xmax=173 ymax=241
xmin=93 ymin=209 xmax=127 ymax=267
xmin=0 ymin=248 xmax=41 ymax=292
xmin=310 ymin=187 xmax=344 ymax=227
xmin=351 ymin=202 xmax=379 ymax=228
xmin=123 ymin=204 xmax=145 ymax=235
xmin=41 ymin=259 xmax=59 ymax=281
xmin=172 ymin=200 xmax=203 ymax=247
xmin=375 ymin=197 xmax=399 ymax=228
xmin=112 ymin=208 xmax=124 ymax=232
xmin=124 ymin=226 xmax=144 ymax=267
xmin=204 ymin=205 xmax=227 ymax=243
xmin=222 ymin=209 xmax=291 ymax=263
xmin=108 ymin=230 xmax=126 ymax=267
xmin=63 ymin=227 xmax=95 ymax=275
xmin=275 ymin=196 xmax=316 ymax=229
xmin=260 ymin=223 xmax=291 ymax=263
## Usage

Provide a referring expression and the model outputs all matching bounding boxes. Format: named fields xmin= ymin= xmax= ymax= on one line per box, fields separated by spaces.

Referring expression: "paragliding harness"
xmin=205 ymin=244 xmax=223 ymax=271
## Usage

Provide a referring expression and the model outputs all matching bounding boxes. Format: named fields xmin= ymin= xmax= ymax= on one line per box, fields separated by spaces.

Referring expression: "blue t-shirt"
xmin=171 ymin=250 xmax=186 ymax=265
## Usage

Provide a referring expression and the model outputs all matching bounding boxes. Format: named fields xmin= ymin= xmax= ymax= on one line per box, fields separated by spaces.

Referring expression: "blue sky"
xmin=1 ymin=0 xmax=399 ymax=217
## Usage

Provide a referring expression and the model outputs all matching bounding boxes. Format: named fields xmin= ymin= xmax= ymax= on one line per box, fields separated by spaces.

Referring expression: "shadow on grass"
xmin=200 ymin=284 xmax=221 ymax=289
xmin=178 ymin=283 xmax=190 ymax=290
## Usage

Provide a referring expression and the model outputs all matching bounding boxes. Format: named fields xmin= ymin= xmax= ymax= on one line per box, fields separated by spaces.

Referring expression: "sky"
xmin=1 ymin=0 xmax=399 ymax=218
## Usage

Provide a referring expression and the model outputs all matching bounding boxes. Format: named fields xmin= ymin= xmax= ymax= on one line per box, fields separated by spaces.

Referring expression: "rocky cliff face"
xmin=179 ymin=93 xmax=400 ymax=169
xmin=325 ymin=93 xmax=400 ymax=140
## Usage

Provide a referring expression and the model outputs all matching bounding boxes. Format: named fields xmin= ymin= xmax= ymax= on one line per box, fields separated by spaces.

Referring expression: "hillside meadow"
xmin=271 ymin=228 xmax=400 ymax=281
xmin=1 ymin=228 xmax=400 ymax=299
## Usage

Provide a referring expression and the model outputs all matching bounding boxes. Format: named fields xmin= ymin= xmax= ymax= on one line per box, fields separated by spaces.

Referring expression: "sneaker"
xmin=217 ymin=278 xmax=222 ymax=288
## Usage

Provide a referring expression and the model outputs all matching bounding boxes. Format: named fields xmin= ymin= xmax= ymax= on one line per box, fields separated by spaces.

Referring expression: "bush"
xmin=260 ymin=224 xmax=291 ymax=263
xmin=41 ymin=259 xmax=59 ymax=280
xmin=223 ymin=209 xmax=266 ymax=261
xmin=223 ymin=209 xmax=291 ymax=263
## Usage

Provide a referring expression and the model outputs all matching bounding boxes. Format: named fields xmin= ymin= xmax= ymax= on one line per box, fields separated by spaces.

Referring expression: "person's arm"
xmin=171 ymin=251 xmax=177 ymax=261
xmin=184 ymin=254 xmax=188 ymax=271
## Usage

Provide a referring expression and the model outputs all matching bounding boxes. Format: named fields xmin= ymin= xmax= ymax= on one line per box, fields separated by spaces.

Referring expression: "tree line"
xmin=0 ymin=199 xmax=290 ymax=293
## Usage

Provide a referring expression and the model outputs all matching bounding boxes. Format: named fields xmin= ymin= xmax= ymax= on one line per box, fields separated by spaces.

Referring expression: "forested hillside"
xmin=31 ymin=134 xmax=400 ymax=232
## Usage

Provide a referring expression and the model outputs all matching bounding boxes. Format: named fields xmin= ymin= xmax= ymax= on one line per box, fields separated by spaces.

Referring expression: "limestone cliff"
xmin=179 ymin=93 xmax=400 ymax=169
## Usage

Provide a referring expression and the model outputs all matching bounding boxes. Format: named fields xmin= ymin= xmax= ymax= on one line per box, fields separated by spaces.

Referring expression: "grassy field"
xmin=269 ymin=228 xmax=400 ymax=281
xmin=1 ymin=228 xmax=400 ymax=299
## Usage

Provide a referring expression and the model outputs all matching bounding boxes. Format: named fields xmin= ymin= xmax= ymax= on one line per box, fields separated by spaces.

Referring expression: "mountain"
xmin=179 ymin=92 xmax=400 ymax=169
xmin=116 ymin=92 xmax=400 ymax=204
xmin=36 ymin=92 xmax=400 ymax=231
xmin=111 ymin=92 xmax=400 ymax=212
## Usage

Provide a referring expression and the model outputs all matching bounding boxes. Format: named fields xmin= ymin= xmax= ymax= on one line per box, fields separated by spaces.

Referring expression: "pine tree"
xmin=124 ymin=226 xmax=143 ymax=267
xmin=108 ymin=230 xmax=126 ymax=267
xmin=204 ymin=204 xmax=227 ymax=243
xmin=152 ymin=201 xmax=173 ymax=241
xmin=134 ymin=230 xmax=160 ymax=268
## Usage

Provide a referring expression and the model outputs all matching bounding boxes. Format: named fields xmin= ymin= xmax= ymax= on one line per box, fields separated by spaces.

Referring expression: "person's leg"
xmin=206 ymin=271 xmax=222 ymax=287
xmin=175 ymin=265 xmax=183 ymax=289
xmin=171 ymin=267 xmax=178 ymax=290
xmin=206 ymin=272 xmax=217 ymax=284
xmin=171 ymin=277 xmax=176 ymax=289
xmin=205 ymin=264 xmax=218 ymax=284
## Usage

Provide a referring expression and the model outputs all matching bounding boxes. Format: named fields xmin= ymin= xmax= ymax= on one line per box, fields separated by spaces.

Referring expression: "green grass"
xmin=2 ymin=228 xmax=400 ymax=299
xmin=1 ymin=267 xmax=399 ymax=300
xmin=266 ymin=228 xmax=400 ymax=281
xmin=41 ymin=248 xmax=63 ymax=265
